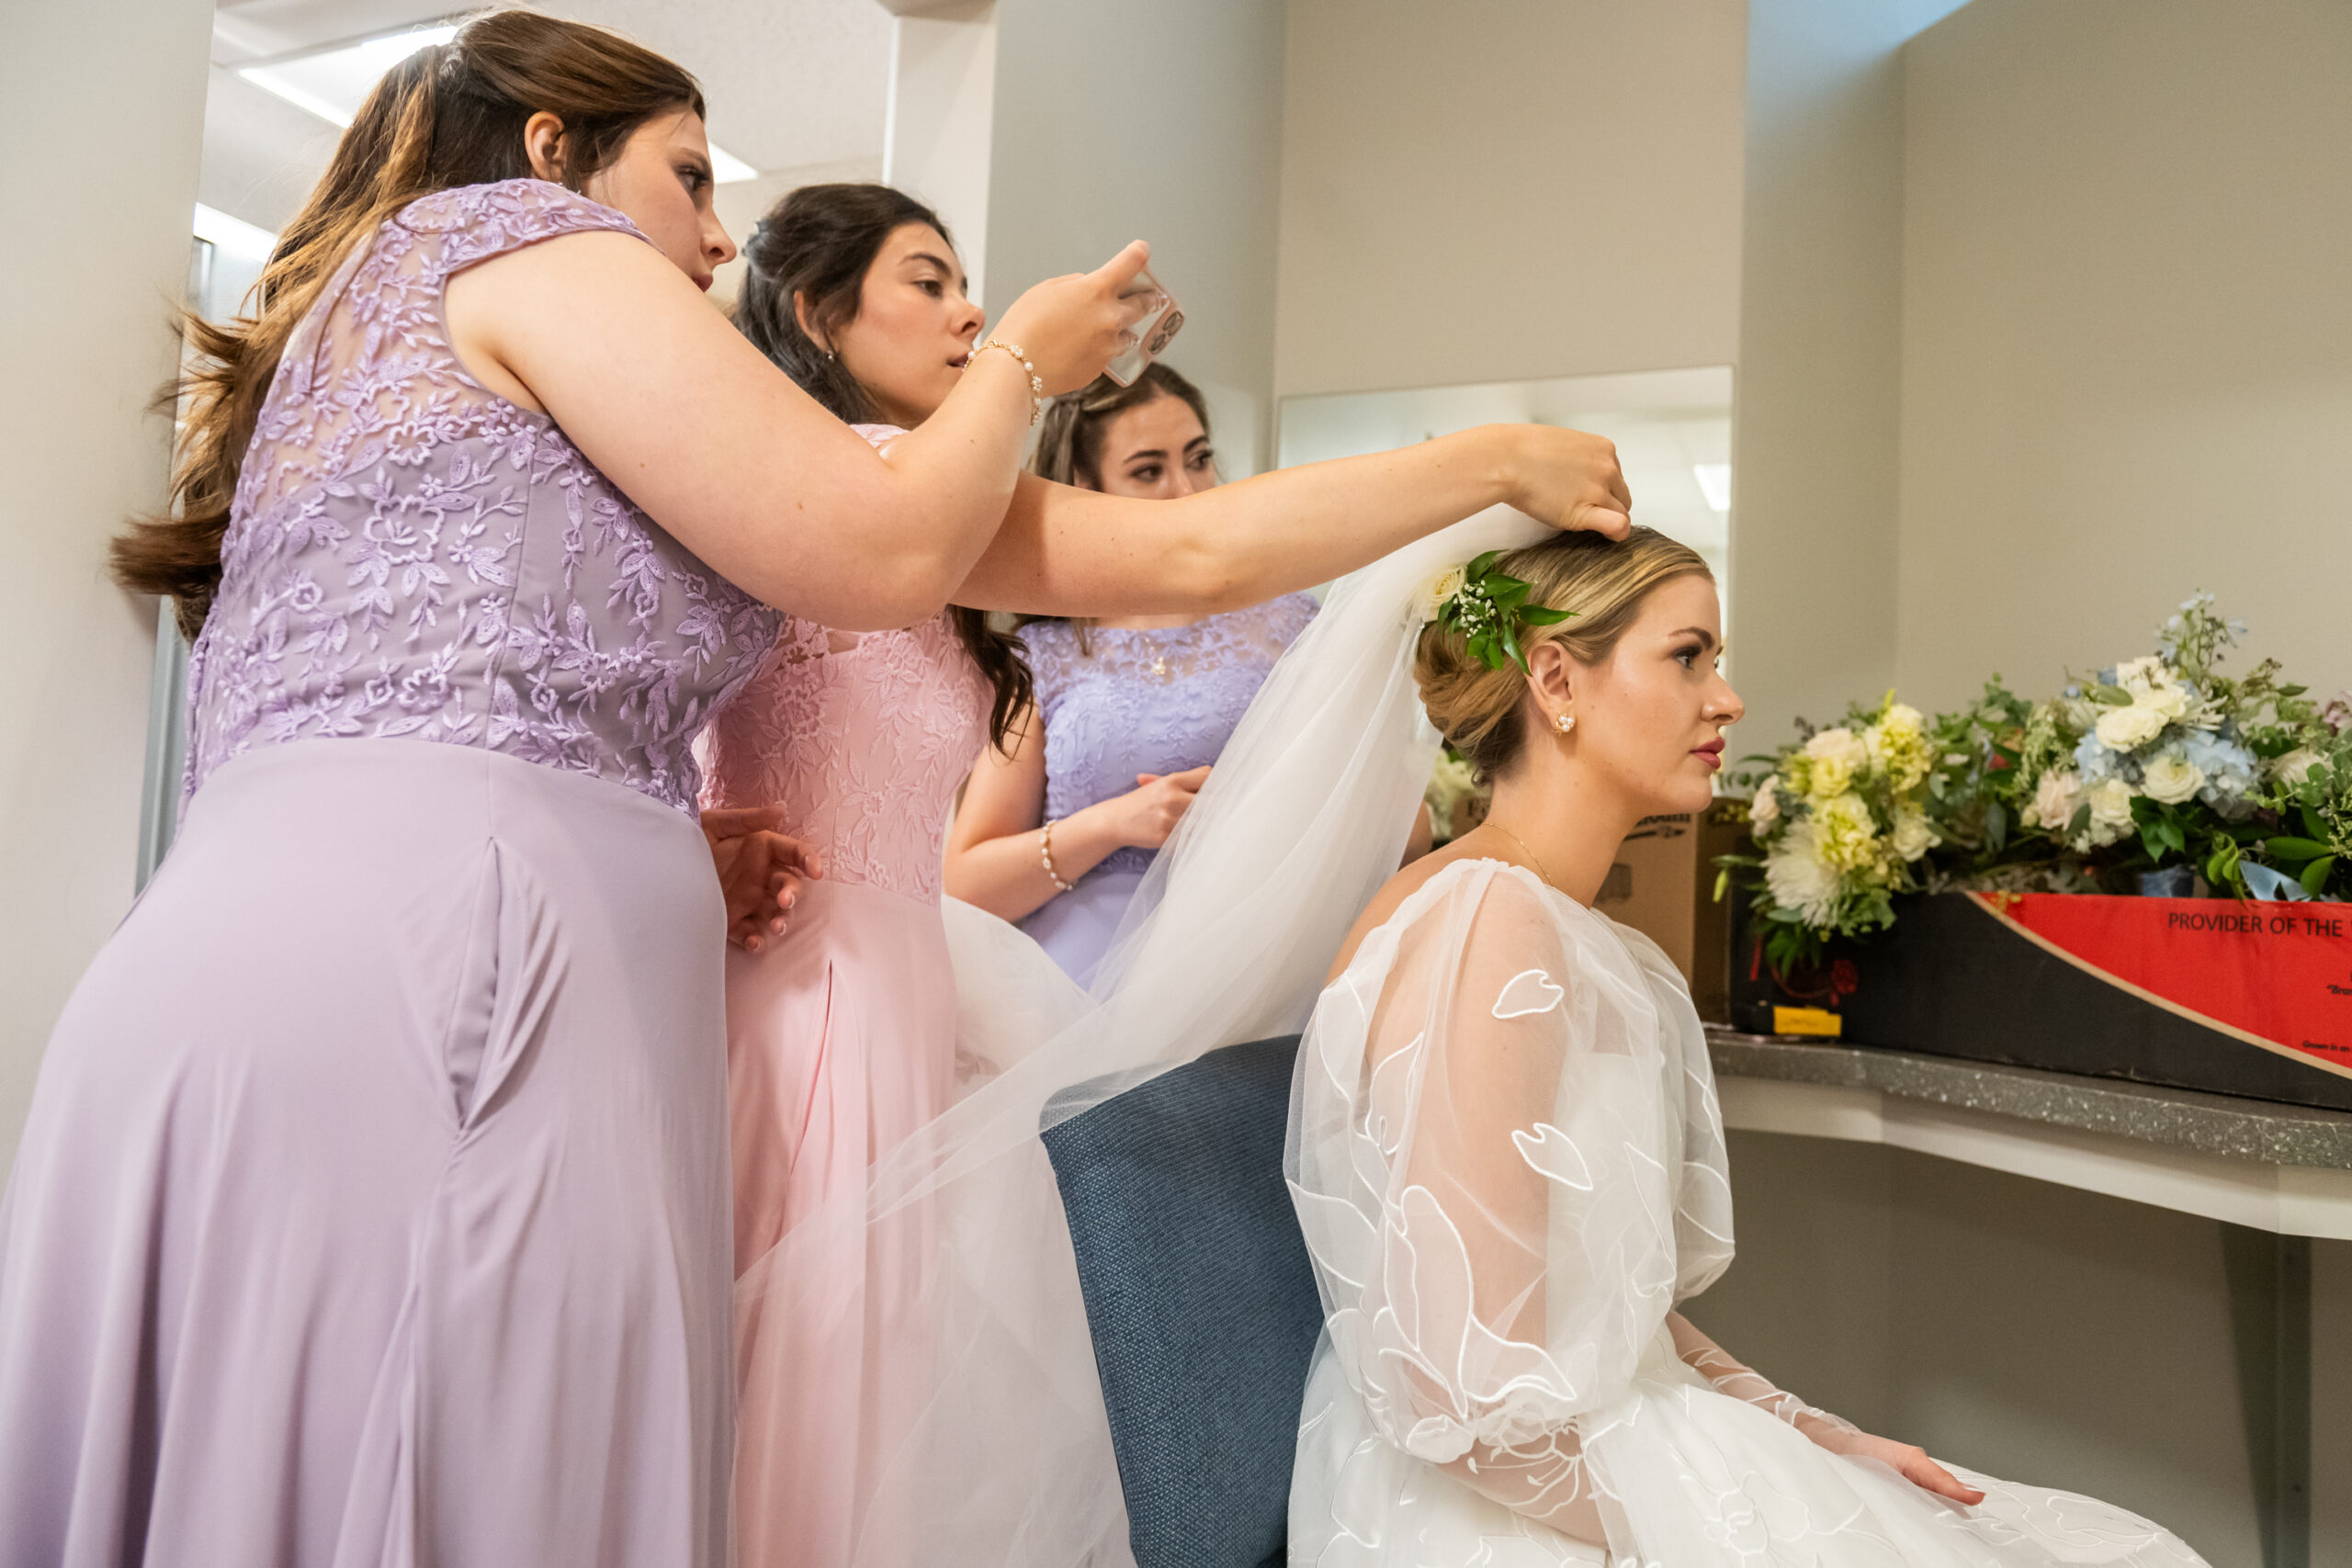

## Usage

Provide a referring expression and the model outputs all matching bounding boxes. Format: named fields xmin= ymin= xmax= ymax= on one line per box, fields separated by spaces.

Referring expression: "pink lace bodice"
xmin=698 ymin=429 xmax=989 ymax=902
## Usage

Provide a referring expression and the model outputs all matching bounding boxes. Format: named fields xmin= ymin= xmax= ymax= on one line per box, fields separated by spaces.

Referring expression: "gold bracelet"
xmin=973 ymin=338 xmax=1044 ymax=426
xmin=1039 ymin=818 xmax=1075 ymax=892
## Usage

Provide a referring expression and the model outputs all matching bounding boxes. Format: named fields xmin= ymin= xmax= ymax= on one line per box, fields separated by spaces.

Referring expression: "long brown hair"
xmin=113 ymin=10 xmax=707 ymax=639
xmin=733 ymin=182 xmax=1035 ymax=751
xmin=1023 ymin=362 xmax=1215 ymax=655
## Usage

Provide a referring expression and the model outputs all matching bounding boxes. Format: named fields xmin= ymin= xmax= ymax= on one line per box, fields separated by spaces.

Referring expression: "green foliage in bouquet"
xmin=2257 ymin=725 xmax=2352 ymax=899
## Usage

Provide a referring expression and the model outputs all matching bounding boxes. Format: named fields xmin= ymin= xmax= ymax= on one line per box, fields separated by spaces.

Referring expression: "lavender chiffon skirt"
xmin=0 ymin=739 xmax=732 ymax=1568
xmin=1018 ymin=868 xmax=1148 ymax=991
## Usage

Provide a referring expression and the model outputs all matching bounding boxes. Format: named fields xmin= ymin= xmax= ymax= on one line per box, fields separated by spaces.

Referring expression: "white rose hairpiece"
xmin=1421 ymin=550 xmax=1574 ymax=673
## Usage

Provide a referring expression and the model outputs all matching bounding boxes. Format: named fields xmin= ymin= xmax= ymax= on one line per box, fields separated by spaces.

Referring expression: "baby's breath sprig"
xmin=1430 ymin=550 xmax=1574 ymax=674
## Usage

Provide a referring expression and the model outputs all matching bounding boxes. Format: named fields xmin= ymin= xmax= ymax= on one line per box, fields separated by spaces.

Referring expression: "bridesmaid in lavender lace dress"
xmin=946 ymin=367 xmax=1321 ymax=989
xmin=0 ymin=17 xmax=1171 ymax=1566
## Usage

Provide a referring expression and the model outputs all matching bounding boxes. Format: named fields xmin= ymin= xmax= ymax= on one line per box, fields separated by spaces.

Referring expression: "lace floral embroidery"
xmin=1019 ymin=593 xmax=1316 ymax=877
xmin=184 ymin=179 xmax=782 ymax=815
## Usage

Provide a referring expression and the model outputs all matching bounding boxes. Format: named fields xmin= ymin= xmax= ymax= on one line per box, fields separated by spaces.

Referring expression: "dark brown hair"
xmin=113 ymin=10 xmax=707 ymax=639
xmin=1416 ymin=526 xmax=1713 ymax=781
xmin=733 ymin=182 xmax=1034 ymax=750
xmin=1030 ymin=361 xmax=1212 ymax=491
xmin=1023 ymin=362 xmax=1216 ymax=654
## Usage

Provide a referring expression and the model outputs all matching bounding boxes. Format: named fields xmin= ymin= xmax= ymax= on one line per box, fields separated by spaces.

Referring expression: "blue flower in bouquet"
xmin=2178 ymin=728 xmax=2258 ymax=814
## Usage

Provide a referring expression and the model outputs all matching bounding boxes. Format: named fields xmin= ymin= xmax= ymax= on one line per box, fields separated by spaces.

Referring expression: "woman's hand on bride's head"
xmin=1501 ymin=425 xmax=1633 ymax=539
xmin=1808 ymin=1426 xmax=1988 ymax=1507
xmin=989 ymin=241 xmax=1158 ymax=396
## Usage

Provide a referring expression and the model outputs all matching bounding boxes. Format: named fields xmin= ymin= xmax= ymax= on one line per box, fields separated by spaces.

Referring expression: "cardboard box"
xmin=1597 ymin=810 xmax=1746 ymax=1023
xmin=1730 ymin=890 xmax=2352 ymax=1112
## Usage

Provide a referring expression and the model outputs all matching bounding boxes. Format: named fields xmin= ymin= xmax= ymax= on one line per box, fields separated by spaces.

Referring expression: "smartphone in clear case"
xmin=1103 ymin=265 xmax=1184 ymax=387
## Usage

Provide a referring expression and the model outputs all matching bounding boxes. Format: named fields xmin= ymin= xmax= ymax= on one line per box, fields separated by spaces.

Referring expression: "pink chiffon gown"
xmin=695 ymin=439 xmax=990 ymax=1568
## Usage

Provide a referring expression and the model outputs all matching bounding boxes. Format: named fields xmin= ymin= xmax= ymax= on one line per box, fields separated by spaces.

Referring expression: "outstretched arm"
xmin=446 ymin=230 xmax=1151 ymax=631
xmin=951 ymin=425 xmax=1632 ymax=618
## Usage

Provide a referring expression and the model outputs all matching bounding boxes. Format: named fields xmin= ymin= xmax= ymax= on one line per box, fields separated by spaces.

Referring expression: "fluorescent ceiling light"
xmin=240 ymin=22 xmax=761 ymax=182
xmin=708 ymin=143 xmax=760 ymax=184
xmin=194 ymin=203 xmax=279 ymax=265
xmin=1692 ymin=462 xmax=1731 ymax=513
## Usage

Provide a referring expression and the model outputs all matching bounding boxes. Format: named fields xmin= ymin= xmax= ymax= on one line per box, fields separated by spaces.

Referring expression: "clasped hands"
xmin=702 ymin=806 xmax=821 ymax=953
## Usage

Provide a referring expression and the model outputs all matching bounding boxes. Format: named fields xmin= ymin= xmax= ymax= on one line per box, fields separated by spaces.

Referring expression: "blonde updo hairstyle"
xmin=1417 ymin=526 xmax=1713 ymax=781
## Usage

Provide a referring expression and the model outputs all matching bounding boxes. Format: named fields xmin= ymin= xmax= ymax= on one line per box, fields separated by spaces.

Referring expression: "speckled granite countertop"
xmin=1705 ymin=1028 xmax=2352 ymax=1171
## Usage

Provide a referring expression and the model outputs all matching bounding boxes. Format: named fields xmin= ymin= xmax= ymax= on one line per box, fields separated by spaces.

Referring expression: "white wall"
xmin=0 ymin=0 xmax=215 ymax=1168
xmin=1691 ymin=1135 xmax=2278 ymax=1565
xmin=1272 ymin=0 xmax=1747 ymax=401
xmin=1895 ymin=0 xmax=2352 ymax=716
xmin=979 ymin=0 xmax=1288 ymax=473
xmin=1728 ymin=0 xmax=1965 ymax=746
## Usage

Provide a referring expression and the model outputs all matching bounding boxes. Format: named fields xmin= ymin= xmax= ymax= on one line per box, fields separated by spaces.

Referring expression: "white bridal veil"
xmin=732 ymin=506 xmax=1553 ymax=1568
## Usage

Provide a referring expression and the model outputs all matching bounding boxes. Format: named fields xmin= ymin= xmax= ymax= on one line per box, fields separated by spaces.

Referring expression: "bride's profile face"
xmin=1549 ymin=573 xmax=1741 ymax=817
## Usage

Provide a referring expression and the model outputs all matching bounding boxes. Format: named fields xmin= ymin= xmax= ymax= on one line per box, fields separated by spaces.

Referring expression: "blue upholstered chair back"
xmin=1041 ymin=1035 xmax=1323 ymax=1568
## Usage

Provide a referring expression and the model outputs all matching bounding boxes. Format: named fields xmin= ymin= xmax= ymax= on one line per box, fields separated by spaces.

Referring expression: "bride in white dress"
xmin=770 ymin=503 xmax=2212 ymax=1566
xmin=1283 ymin=527 xmax=2207 ymax=1565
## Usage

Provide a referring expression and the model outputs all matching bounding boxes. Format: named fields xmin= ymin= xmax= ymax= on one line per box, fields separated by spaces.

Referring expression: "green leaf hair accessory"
xmin=1423 ymin=550 xmax=1575 ymax=673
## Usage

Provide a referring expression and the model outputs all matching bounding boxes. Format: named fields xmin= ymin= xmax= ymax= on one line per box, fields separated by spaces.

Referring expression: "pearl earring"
xmin=1554 ymin=713 xmax=1577 ymax=735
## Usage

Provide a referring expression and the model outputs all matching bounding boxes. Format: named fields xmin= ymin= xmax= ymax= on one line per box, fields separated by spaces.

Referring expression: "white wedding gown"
xmin=1286 ymin=856 xmax=2209 ymax=1567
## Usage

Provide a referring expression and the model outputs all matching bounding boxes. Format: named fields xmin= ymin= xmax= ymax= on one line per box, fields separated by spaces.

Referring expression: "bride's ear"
xmin=1523 ymin=639 xmax=1577 ymax=729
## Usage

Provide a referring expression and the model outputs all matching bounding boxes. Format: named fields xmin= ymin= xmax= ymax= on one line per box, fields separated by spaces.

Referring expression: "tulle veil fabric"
xmin=731 ymin=508 xmax=1555 ymax=1567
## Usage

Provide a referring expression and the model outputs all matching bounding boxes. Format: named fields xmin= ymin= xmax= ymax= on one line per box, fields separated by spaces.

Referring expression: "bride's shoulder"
xmin=1323 ymin=849 xmax=1557 ymax=985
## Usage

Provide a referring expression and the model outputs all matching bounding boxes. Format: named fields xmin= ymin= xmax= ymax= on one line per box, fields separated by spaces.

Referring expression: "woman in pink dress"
xmin=707 ymin=184 xmax=1636 ymax=1568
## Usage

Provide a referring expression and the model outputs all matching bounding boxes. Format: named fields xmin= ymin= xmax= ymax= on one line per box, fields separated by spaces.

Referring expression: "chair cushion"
xmin=1042 ymin=1036 xmax=1323 ymax=1568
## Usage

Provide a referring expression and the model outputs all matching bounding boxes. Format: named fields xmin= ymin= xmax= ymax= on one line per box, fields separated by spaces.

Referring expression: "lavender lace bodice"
xmin=697 ymin=426 xmax=990 ymax=903
xmin=184 ymin=179 xmax=783 ymax=815
xmin=1019 ymin=594 xmax=1317 ymax=876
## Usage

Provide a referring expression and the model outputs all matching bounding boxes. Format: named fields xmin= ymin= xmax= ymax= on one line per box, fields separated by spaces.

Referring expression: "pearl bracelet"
xmin=973 ymin=338 xmax=1044 ymax=425
xmin=1039 ymin=818 xmax=1075 ymax=892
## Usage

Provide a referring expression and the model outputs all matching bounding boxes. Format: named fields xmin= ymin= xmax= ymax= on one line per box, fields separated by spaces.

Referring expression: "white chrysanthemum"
xmin=2029 ymin=769 xmax=2081 ymax=831
xmin=1417 ymin=565 xmax=1467 ymax=625
xmin=1803 ymin=728 xmax=1868 ymax=801
xmin=2141 ymin=752 xmax=2206 ymax=806
xmin=2093 ymin=701 xmax=2167 ymax=752
xmin=1748 ymin=775 xmax=1781 ymax=829
xmin=2267 ymin=749 xmax=2321 ymax=786
xmin=1891 ymin=807 xmax=1939 ymax=863
xmin=1764 ymin=822 xmax=1840 ymax=927
xmin=1882 ymin=702 xmax=1926 ymax=735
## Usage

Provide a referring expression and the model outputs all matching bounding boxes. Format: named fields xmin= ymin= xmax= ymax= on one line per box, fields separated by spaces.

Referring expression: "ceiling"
xmin=202 ymin=0 xmax=895 ymax=248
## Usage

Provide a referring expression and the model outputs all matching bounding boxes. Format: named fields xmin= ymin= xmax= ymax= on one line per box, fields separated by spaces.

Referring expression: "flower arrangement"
xmin=1726 ymin=594 xmax=2347 ymax=961
xmin=1721 ymin=694 xmax=1942 ymax=967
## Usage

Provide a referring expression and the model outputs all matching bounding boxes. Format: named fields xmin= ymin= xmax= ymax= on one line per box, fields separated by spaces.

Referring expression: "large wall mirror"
xmin=1277 ymin=366 xmax=1734 ymax=651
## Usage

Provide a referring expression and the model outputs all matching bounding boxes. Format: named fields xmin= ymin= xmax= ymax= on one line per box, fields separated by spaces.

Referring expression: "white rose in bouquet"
xmin=2080 ymin=776 xmax=2138 ymax=847
xmin=1764 ymin=821 xmax=1840 ymax=926
xmin=2030 ymin=769 xmax=2082 ymax=831
xmin=1891 ymin=807 xmax=1939 ymax=863
xmin=2093 ymin=701 xmax=2168 ymax=751
xmin=2141 ymin=751 xmax=2206 ymax=806
xmin=1803 ymin=728 xmax=1869 ymax=800
xmin=1749 ymin=774 xmax=1781 ymax=829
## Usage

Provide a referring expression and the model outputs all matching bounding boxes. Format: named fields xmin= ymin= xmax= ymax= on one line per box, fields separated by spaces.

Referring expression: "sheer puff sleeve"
xmin=1287 ymin=858 xmax=1735 ymax=1538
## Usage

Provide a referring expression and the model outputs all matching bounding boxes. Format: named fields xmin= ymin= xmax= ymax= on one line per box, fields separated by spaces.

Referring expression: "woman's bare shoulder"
xmin=1325 ymin=840 xmax=1494 ymax=984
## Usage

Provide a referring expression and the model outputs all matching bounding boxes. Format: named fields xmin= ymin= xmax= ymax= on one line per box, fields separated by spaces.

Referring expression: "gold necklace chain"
xmin=1487 ymin=822 xmax=1555 ymax=890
